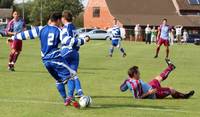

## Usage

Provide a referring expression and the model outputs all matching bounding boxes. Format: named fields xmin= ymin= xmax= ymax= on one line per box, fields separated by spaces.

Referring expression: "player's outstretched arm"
xmin=71 ymin=37 xmax=90 ymax=47
xmin=11 ymin=26 xmax=43 ymax=40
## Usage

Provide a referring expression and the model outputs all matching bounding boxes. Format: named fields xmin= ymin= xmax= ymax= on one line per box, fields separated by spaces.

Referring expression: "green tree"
xmin=29 ymin=0 xmax=83 ymax=25
xmin=13 ymin=1 xmax=33 ymax=24
xmin=0 ymin=0 xmax=14 ymax=8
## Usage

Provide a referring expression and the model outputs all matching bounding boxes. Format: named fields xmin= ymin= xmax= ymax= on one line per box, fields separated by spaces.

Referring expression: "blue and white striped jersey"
xmin=12 ymin=24 xmax=86 ymax=59
xmin=62 ymin=23 xmax=77 ymax=38
xmin=111 ymin=25 xmax=121 ymax=40
xmin=12 ymin=25 xmax=61 ymax=60
xmin=61 ymin=23 xmax=85 ymax=51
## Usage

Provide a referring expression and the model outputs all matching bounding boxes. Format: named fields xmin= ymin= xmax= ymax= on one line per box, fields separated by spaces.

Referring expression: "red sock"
xmin=156 ymin=47 xmax=160 ymax=56
xmin=171 ymin=91 xmax=185 ymax=99
xmin=8 ymin=52 xmax=15 ymax=65
xmin=166 ymin=49 xmax=169 ymax=58
xmin=160 ymin=65 xmax=173 ymax=81
xmin=13 ymin=52 xmax=20 ymax=64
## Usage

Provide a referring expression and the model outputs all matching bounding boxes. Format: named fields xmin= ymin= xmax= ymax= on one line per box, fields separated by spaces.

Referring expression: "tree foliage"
xmin=0 ymin=0 xmax=14 ymax=8
xmin=29 ymin=0 xmax=84 ymax=25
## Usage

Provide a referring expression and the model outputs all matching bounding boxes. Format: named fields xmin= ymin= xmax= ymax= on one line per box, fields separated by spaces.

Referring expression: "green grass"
xmin=0 ymin=39 xmax=200 ymax=117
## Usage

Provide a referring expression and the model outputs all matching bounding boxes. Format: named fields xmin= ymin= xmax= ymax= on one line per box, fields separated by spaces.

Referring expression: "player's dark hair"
xmin=128 ymin=66 xmax=139 ymax=78
xmin=62 ymin=10 xmax=73 ymax=22
xmin=163 ymin=18 xmax=167 ymax=22
xmin=12 ymin=10 xmax=21 ymax=17
xmin=50 ymin=12 xmax=62 ymax=22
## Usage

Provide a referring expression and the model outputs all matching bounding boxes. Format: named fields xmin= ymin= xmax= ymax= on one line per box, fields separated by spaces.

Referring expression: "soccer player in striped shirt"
xmin=11 ymin=12 xmax=81 ymax=108
xmin=109 ymin=19 xmax=126 ymax=57
xmin=154 ymin=19 xmax=172 ymax=59
xmin=5 ymin=10 xmax=26 ymax=71
xmin=60 ymin=10 xmax=89 ymax=99
xmin=120 ymin=59 xmax=194 ymax=99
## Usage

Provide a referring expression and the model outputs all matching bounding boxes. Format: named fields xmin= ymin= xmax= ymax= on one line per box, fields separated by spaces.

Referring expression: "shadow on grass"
xmin=89 ymin=103 xmax=178 ymax=110
xmin=92 ymin=95 xmax=133 ymax=99
xmin=78 ymin=71 xmax=96 ymax=74
xmin=92 ymin=95 xmax=196 ymax=100
xmin=79 ymin=67 xmax=109 ymax=71
xmin=13 ymin=70 xmax=47 ymax=74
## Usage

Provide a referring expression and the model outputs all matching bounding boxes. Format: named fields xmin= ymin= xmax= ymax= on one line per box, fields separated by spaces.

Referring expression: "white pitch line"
xmin=0 ymin=98 xmax=199 ymax=115
xmin=91 ymin=105 xmax=200 ymax=114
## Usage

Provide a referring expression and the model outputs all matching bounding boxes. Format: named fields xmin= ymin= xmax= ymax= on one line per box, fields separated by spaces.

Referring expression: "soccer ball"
xmin=79 ymin=96 xmax=92 ymax=108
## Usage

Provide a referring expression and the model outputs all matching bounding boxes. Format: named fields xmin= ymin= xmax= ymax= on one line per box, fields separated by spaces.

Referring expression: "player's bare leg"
xmin=154 ymin=59 xmax=176 ymax=83
xmin=165 ymin=46 xmax=169 ymax=59
xmin=118 ymin=45 xmax=126 ymax=57
xmin=170 ymin=87 xmax=195 ymax=99
xmin=154 ymin=44 xmax=161 ymax=58
xmin=109 ymin=46 xmax=114 ymax=57
xmin=8 ymin=49 xmax=16 ymax=71
xmin=156 ymin=59 xmax=195 ymax=99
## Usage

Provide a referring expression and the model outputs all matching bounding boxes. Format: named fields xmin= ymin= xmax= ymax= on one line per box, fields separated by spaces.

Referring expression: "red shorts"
xmin=9 ymin=40 xmax=23 ymax=51
xmin=158 ymin=38 xmax=169 ymax=46
xmin=148 ymin=79 xmax=171 ymax=99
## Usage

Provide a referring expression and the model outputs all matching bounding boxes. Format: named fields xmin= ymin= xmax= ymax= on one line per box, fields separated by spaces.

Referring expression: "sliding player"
xmin=120 ymin=59 xmax=194 ymax=99
xmin=109 ymin=19 xmax=126 ymax=57
xmin=154 ymin=19 xmax=172 ymax=59
xmin=11 ymin=12 xmax=80 ymax=108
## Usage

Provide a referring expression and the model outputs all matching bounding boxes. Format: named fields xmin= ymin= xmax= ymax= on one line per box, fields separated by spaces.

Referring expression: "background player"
xmin=11 ymin=12 xmax=79 ymax=108
xmin=154 ymin=19 xmax=172 ymax=59
xmin=109 ymin=18 xmax=126 ymax=57
xmin=120 ymin=59 xmax=194 ymax=99
xmin=5 ymin=10 xmax=26 ymax=71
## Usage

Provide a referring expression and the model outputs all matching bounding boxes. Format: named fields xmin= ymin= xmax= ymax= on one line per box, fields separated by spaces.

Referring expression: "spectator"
xmin=134 ymin=24 xmax=141 ymax=42
xmin=151 ymin=26 xmax=157 ymax=43
xmin=182 ymin=29 xmax=188 ymax=44
xmin=145 ymin=24 xmax=151 ymax=44
xmin=175 ymin=25 xmax=183 ymax=44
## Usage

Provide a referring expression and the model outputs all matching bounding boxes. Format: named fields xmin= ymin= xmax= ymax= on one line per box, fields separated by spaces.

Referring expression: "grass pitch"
xmin=0 ymin=39 xmax=200 ymax=117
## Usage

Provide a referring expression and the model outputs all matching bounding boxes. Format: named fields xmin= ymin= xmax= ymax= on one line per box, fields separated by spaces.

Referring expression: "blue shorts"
xmin=43 ymin=57 xmax=71 ymax=82
xmin=112 ymin=39 xmax=120 ymax=47
xmin=61 ymin=49 xmax=79 ymax=71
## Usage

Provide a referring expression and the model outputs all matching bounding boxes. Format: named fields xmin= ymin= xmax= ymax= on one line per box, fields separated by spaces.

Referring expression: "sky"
xmin=14 ymin=0 xmax=89 ymax=7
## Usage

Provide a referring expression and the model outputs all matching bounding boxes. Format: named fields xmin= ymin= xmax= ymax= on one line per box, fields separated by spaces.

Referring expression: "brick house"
xmin=84 ymin=0 xmax=200 ymax=40
xmin=0 ymin=8 xmax=12 ymax=24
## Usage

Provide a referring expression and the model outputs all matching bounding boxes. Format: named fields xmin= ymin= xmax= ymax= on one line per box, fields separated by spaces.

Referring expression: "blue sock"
xmin=109 ymin=47 xmax=114 ymax=55
xmin=74 ymin=76 xmax=83 ymax=96
xmin=56 ymin=82 xmax=67 ymax=101
xmin=120 ymin=48 xmax=125 ymax=54
xmin=67 ymin=79 xmax=75 ymax=97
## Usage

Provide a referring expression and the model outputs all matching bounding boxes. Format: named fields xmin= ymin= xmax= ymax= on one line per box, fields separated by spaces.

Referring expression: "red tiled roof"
xmin=105 ymin=0 xmax=200 ymax=27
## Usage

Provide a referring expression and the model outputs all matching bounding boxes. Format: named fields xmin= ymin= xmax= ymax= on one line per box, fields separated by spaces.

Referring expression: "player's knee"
xmin=169 ymin=87 xmax=175 ymax=94
xmin=11 ymin=49 xmax=15 ymax=53
xmin=56 ymin=79 xmax=63 ymax=83
xmin=15 ymin=51 xmax=20 ymax=55
xmin=154 ymin=76 xmax=162 ymax=82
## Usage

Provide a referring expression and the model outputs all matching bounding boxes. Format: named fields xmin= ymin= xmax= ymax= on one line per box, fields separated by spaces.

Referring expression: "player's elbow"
xmin=120 ymin=83 xmax=128 ymax=92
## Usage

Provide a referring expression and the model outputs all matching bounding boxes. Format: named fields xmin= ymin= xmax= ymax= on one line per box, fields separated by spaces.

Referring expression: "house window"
xmin=93 ymin=7 xmax=100 ymax=17
xmin=188 ymin=0 xmax=200 ymax=5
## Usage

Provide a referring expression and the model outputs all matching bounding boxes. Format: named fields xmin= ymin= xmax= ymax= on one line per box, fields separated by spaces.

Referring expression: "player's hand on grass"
xmin=149 ymin=89 xmax=157 ymax=94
